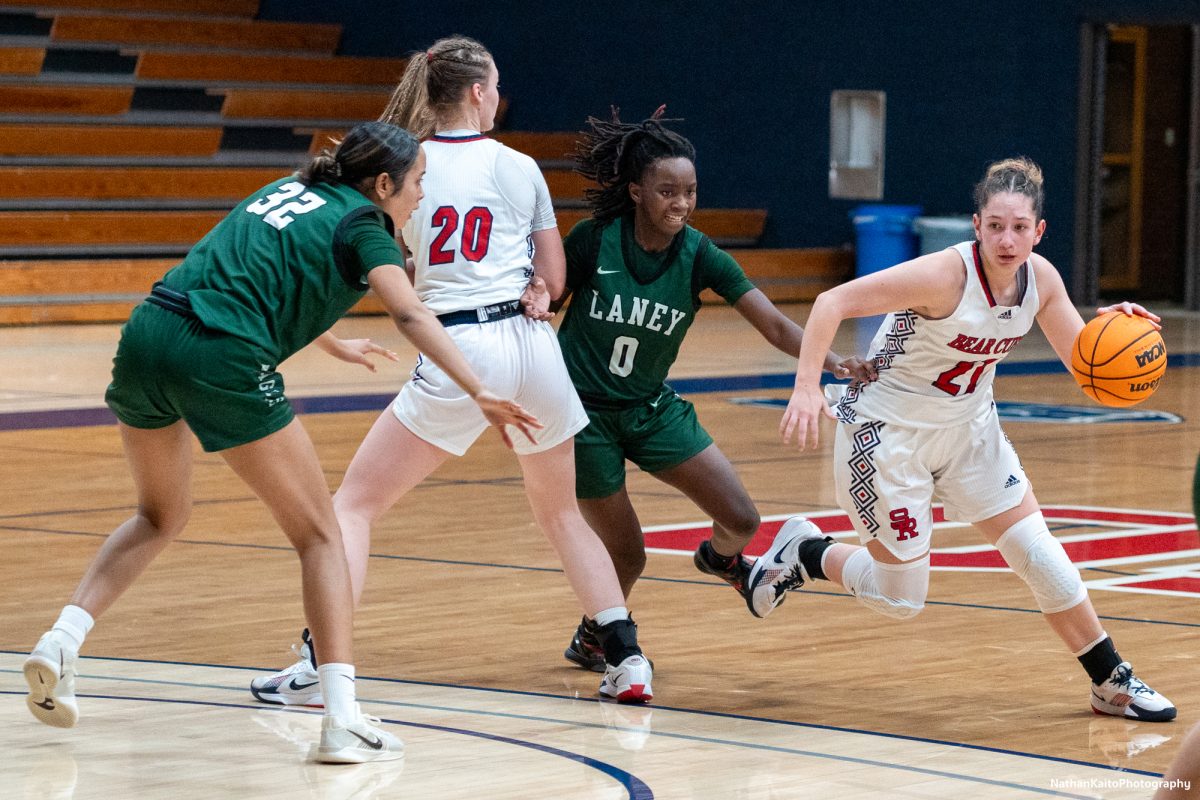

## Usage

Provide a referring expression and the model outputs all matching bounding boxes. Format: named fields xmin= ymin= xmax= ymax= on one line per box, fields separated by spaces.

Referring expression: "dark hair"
xmin=574 ymin=106 xmax=697 ymax=221
xmin=297 ymin=121 xmax=420 ymax=195
xmin=379 ymin=36 xmax=493 ymax=139
xmin=973 ymin=156 xmax=1045 ymax=219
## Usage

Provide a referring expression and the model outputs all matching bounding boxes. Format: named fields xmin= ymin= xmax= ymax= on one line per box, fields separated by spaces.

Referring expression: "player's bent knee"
xmin=856 ymin=593 xmax=926 ymax=620
xmin=995 ymin=512 xmax=1086 ymax=614
xmin=841 ymin=548 xmax=930 ymax=621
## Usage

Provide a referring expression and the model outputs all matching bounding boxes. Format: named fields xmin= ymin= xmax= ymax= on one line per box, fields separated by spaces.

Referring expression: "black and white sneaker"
xmin=251 ymin=628 xmax=323 ymax=707
xmin=564 ymin=617 xmax=607 ymax=673
xmin=315 ymin=704 xmax=404 ymax=764
xmin=1090 ymin=662 xmax=1176 ymax=722
xmin=745 ymin=516 xmax=825 ymax=618
xmin=693 ymin=541 xmax=755 ymax=612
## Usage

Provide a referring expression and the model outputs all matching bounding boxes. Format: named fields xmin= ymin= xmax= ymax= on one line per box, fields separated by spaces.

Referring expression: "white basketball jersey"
xmin=833 ymin=241 xmax=1040 ymax=428
xmin=401 ymin=131 xmax=557 ymax=315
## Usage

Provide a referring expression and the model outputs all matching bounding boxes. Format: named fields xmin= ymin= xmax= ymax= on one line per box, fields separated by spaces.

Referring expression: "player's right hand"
xmin=475 ymin=390 xmax=543 ymax=449
xmin=779 ymin=383 xmax=833 ymax=450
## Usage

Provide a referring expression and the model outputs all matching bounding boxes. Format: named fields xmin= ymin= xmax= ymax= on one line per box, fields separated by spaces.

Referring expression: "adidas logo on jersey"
xmin=997 ymin=309 xmax=1013 ymax=320
xmin=1003 ymin=474 xmax=1021 ymax=489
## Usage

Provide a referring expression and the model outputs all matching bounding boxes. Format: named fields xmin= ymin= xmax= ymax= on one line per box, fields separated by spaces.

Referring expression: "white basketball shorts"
xmin=392 ymin=315 xmax=588 ymax=456
xmin=833 ymin=406 xmax=1030 ymax=560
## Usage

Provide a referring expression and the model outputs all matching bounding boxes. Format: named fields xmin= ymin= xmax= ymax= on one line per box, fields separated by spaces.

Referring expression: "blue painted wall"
xmin=259 ymin=1 xmax=1199 ymax=287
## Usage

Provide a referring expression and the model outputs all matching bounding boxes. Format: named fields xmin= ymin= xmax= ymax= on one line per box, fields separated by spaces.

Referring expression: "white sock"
xmin=318 ymin=663 xmax=357 ymax=724
xmin=52 ymin=605 xmax=94 ymax=652
xmin=592 ymin=606 xmax=629 ymax=627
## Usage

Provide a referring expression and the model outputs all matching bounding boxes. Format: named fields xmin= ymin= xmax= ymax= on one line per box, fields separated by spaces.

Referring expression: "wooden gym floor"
xmin=1 ymin=303 xmax=1198 ymax=799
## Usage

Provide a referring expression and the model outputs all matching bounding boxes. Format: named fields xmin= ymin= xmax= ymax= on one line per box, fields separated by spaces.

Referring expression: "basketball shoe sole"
xmin=24 ymin=632 xmax=79 ymax=728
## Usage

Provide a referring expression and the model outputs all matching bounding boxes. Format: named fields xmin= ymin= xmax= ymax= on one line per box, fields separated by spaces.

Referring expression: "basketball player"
xmin=754 ymin=157 xmax=1175 ymax=722
xmin=22 ymin=122 xmax=541 ymax=762
xmin=250 ymin=37 xmax=653 ymax=706
xmin=549 ymin=108 xmax=875 ymax=672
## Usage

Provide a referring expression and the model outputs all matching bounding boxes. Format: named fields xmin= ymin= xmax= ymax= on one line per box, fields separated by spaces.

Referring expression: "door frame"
xmin=1074 ymin=22 xmax=1200 ymax=308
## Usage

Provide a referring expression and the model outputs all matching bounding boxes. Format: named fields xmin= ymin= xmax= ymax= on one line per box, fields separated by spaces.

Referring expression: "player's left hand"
xmin=1098 ymin=302 xmax=1162 ymax=331
xmin=474 ymin=390 xmax=544 ymax=449
xmin=327 ymin=338 xmax=400 ymax=372
xmin=521 ymin=276 xmax=555 ymax=321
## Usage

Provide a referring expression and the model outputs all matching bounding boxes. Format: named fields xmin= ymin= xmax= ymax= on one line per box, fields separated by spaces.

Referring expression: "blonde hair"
xmin=973 ymin=156 xmax=1045 ymax=219
xmin=379 ymin=36 xmax=493 ymax=140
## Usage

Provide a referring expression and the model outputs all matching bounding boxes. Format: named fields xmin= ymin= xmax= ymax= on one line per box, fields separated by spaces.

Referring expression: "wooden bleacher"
xmin=133 ymin=51 xmax=407 ymax=86
xmin=0 ymin=47 xmax=46 ymax=74
xmin=0 ymin=123 xmax=223 ymax=156
xmin=0 ymin=0 xmax=840 ymax=325
xmin=0 ymin=82 xmax=133 ymax=114
xmin=48 ymin=13 xmax=341 ymax=53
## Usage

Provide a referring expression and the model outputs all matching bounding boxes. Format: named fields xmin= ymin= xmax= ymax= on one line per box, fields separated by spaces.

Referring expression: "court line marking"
xmin=3 ymin=524 xmax=1199 ymax=628
xmin=0 ymin=689 xmax=654 ymax=800
xmin=3 ymin=353 xmax=1197 ymax=432
xmin=0 ymin=656 xmax=1165 ymax=783
xmin=0 ymin=659 xmax=1126 ymax=798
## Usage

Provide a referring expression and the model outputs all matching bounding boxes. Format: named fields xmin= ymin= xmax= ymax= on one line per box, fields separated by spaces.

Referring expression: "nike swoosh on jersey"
xmin=595 ymin=267 xmax=620 ymax=275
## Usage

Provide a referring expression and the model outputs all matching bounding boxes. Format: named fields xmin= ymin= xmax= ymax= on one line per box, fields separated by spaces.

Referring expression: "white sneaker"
xmin=24 ymin=630 xmax=80 ymax=728
xmin=314 ymin=706 xmax=404 ymax=764
xmin=745 ymin=516 xmax=825 ymax=618
xmin=250 ymin=629 xmax=323 ymax=707
xmin=1090 ymin=662 xmax=1176 ymax=722
xmin=599 ymin=655 xmax=653 ymax=704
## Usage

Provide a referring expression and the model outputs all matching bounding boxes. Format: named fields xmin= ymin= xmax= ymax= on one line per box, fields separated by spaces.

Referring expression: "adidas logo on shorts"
xmin=1003 ymin=474 xmax=1021 ymax=489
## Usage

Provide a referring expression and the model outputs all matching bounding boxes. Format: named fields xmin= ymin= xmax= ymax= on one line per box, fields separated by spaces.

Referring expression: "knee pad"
xmin=995 ymin=512 xmax=1086 ymax=614
xmin=841 ymin=548 xmax=929 ymax=620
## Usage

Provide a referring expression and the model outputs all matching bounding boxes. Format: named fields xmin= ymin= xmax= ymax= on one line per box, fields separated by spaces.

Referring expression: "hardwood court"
xmin=1 ymin=305 xmax=1198 ymax=798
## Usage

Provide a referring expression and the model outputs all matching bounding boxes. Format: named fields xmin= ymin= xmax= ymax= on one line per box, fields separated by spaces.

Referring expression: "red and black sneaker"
xmin=693 ymin=540 xmax=753 ymax=603
xmin=564 ymin=616 xmax=606 ymax=673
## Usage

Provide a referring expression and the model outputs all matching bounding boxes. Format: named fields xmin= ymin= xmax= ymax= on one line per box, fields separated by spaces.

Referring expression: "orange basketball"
xmin=1071 ymin=311 xmax=1166 ymax=407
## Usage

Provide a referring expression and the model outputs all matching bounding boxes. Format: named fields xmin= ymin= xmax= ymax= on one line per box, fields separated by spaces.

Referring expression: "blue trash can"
xmin=913 ymin=216 xmax=975 ymax=255
xmin=850 ymin=204 xmax=922 ymax=277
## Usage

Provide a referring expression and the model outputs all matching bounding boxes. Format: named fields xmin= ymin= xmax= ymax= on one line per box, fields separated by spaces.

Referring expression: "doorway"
xmin=1074 ymin=23 xmax=1199 ymax=307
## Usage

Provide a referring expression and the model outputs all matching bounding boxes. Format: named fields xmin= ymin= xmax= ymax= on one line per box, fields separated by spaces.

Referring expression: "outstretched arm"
xmin=781 ymin=249 xmax=964 ymax=450
xmin=312 ymin=330 xmax=399 ymax=372
xmin=732 ymin=288 xmax=874 ymax=381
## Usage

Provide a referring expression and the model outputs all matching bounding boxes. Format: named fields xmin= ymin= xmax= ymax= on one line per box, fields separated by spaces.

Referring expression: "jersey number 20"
xmin=246 ymin=181 xmax=327 ymax=230
xmin=429 ymin=205 xmax=494 ymax=264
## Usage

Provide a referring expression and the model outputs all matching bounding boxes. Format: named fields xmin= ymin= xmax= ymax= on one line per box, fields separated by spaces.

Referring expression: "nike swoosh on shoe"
xmin=349 ymin=730 xmax=384 ymax=750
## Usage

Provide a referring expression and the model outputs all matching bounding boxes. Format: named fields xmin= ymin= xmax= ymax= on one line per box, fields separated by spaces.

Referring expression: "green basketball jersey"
xmin=160 ymin=177 xmax=401 ymax=363
xmin=558 ymin=216 xmax=755 ymax=404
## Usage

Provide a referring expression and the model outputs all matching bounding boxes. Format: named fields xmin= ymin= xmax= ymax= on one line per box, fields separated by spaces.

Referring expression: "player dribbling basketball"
xmin=754 ymin=157 xmax=1176 ymax=722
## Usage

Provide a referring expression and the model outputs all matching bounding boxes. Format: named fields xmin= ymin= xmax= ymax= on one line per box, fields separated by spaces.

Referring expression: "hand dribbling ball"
xmin=1070 ymin=311 xmax=1166 ymax=407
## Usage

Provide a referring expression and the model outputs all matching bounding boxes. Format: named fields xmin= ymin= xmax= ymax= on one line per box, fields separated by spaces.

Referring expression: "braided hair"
xmin=380 ymin=36 xmax=493 ymax=140
xmin=575 ymin=106 xmax=696 ymax=221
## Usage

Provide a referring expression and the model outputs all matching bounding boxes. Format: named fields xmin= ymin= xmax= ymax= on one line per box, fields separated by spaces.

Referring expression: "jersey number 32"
xmin=246 ymin=181 xmax=327 ymax=230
